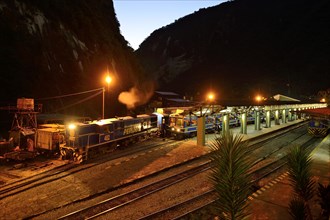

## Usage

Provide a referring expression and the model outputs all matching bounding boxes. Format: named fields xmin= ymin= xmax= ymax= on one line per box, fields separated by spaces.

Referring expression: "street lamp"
xmin=102 ymin=75 xmax=112 ymax=119
xmin=207 ymin=93 xmax=214 ymax=102
xmin=105 ymin=75 xmax=112 ymax=92
xmin=255 ymin=95 xmax=262 ymax=103
xmin=207 ymin=92 xmax=215 ymax=114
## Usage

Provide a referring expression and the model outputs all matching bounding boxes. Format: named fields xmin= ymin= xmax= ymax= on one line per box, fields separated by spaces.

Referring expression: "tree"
xmin=287 ymin=145 xmax=315 ymax=220
xmin=209 ymin=132 xmax=253 ymax=220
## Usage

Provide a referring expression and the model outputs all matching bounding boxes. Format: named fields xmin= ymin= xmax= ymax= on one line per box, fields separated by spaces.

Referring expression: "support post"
xmin=282 ymin=109 xmax=286 ymax=123
xmin=288 ymin=110 xmax=292 ymax=121
xmin=275 ymin=110 xmax=280 ymax=125
xmin=102 ymin=87 xmax=105 ymax=119
xmin=197 ymin=116 xmax=205 ymax=146
xmin=241 ymin=112 xmax=247 ymax=134
xmin=222 ymin=114 xmax=229 ymax=135
xmin=255 ymin=110 xmax=261 ymax=130
xmin=266 ymin=110 xmax=271 ymax=128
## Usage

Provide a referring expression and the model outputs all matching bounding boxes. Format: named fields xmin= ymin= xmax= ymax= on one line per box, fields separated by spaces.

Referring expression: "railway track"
xmin=139 ymin=137 xmax=320 ymax=220
xmin=57 ymin=161 xmax=211 ymax=220
xmin=2 ymin=121 xmax=309 ymax=219
xmin=1 ymin=121 xmax=306 ymax=199
xmin=52 ymin=127 xmax=318 ymax=220
xmin=0 ymin=139 xmax=182 ymax=200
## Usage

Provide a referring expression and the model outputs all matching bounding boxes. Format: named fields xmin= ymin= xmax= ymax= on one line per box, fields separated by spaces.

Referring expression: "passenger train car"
xmin=213 ymin=113 xmax=240 ymax=131
xmin=168 ymin=111 xmax=241 ymax=139
xmin=60 ymin=113 xmax=162 ymax=163
xmin=168 ymin=113 xmax=215 ymax=139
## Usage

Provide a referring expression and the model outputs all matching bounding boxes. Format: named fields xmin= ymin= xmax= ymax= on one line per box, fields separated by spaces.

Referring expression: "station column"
xmin=197 ymin=116 xmax=205 ymax=146
xmin=240 ymin=112 xmax=247 ymax=134
xmin=288 ymin=109 xmax=292 ymax=121
xmin=266 ymin=110 xmax=271 ymax=128
xmin=254 ymin=110 xmax=261 ymax=130
xmin=282 ymin=109 xmax=287 ymax=123
xmin=275 ymin=109 xmax=280 ymax=125
xmin=222 ymin=114 xmax=230 ymax=135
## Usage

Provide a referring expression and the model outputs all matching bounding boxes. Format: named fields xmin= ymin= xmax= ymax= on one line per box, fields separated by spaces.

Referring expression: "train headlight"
xmin=177 ymin=128 xmax=181 ymax=132
xmin=171 ymin=128 xmax=175 ymax=131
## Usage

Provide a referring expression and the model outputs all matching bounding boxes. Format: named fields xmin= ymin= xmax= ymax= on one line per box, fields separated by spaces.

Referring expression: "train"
xmin=1 ymin=108 xmax=241 ymax=162
xmin=60 ymin=113 xmax=163 ymax=163
xmin=0 ymin=111 xmax=165 ymax=163
xmin=168 ymin=111 xmax=241 ymax=139
xmin=307 ymin=118 xmax=329 ymax=137
xmin=168 ymin=113 xmax=216 ymax=139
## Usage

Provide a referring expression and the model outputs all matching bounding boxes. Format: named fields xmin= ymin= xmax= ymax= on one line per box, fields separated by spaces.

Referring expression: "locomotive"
xmin=60 ymin=113 xmax=163 ymax=163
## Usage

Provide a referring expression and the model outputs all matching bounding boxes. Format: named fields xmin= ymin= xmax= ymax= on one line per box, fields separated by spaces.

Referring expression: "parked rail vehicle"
xmin=168 ymin=113 xmax=216 ymax=139
xmin=60 ymin=114 xmax=162 ymax=163
xmin=1 ymin=124 xmax=65 ymax=161
xmin=307 ymin=117 xmax=329 ymax=137
xmin=213 ymin=113 xmax=241 ymax=131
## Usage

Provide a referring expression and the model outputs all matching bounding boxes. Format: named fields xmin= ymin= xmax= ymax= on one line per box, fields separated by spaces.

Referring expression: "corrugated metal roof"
xmin=167 ymin=98 xmax=191 ymax=103
xmin=273 ymin=94 xmax=300 ymax=102
xmin=301 ymin=107 xmax=330 ymax=118
xmin=155 ymin=91 xmax=179 ymax=96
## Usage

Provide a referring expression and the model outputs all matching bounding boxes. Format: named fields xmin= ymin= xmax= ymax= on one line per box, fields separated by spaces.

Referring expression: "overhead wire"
xmin=36 ymin=87 xmax=103 ymax=101
xmin=51 ymin=90 xmax=103 ymax=113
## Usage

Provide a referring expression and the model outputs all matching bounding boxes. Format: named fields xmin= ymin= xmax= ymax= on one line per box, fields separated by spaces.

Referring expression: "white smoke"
xmin=118 ymin=82 xmax=154 ymax=109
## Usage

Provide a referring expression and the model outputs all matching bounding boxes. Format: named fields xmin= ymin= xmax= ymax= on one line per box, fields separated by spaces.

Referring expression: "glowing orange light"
xmin=207 ymin=93 xmax=215 ymax=101
xmin=255 ymin=95 xmax=262 ymax=102
xmin=68 ymin=123 xmax=76 ymax=130
xmin=320 ymin=98 xmax=326 ymax=102
xmin=105 ymin=75 xmax=112 ymax=84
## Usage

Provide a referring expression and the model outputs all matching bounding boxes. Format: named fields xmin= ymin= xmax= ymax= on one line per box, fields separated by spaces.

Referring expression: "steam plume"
xmin=118 ymin=81 xmax=154 ymax=109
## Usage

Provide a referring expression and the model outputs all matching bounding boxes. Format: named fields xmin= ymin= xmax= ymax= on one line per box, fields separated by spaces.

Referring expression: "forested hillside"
xmin=136 ymin=0 xmax=330 ymax=100
xmin=0 ymin=0 xmax=148 ymax=117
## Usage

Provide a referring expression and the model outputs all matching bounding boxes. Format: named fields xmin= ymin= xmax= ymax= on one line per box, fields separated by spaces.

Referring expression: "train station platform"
xmin=200 ymin=119 xmax=329 ymax=219
xmin=247 ymin=134 xmax=330 ymax=220
xmin=204 ymin=118 xmax=306 ymax=144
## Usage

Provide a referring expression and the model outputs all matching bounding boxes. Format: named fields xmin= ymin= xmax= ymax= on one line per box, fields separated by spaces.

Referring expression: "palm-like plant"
xmin=288 ymin=197 xmax=308 ymax=220
xmin=287 ymin=145 xmax=315 ymax=220
xmin=209 ymin=132 xmax=252 ymax=220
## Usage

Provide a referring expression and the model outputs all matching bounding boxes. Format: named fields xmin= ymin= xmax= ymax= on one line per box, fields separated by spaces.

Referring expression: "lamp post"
xmin=102 ymin=75 xmax=112 ymax=119
xmin=102 ymin=87 xmax=105 ymax=119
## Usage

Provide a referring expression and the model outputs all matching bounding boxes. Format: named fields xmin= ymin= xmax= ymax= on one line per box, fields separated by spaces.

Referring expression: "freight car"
xmin=60 ymin=113 xmax=162 ymax=163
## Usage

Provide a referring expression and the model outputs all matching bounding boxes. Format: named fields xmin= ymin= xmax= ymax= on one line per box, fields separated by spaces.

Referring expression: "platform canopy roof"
xmin=273 ymin=94 xmax=300 ymax=102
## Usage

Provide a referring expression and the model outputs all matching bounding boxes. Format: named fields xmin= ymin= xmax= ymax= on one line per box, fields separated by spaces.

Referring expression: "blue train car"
xmin=168 ymin=113 xmax=215 ymax=139
xmin=213 ymin=113 xmax=240 ymax=131
xmin=61 ymin=114 xmax=159 ymax=163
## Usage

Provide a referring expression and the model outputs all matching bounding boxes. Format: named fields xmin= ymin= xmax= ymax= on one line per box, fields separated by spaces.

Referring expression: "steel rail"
xmin=0 ymin=139 xmax=180 ymax=199
xmin=158 ymin=137 xmax=319 ymax=220
xmin=25 ymin=123 xmax=308 ymax=219
xmin=57 ymin=162 xmax=211 ymax=220
xmin=57 ymin=127 xmax=314 ymax=220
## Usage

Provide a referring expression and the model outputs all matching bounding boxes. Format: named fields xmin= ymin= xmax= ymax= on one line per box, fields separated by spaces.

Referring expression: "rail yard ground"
xmin=0 ymin=118 xmax=329 ymax=219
